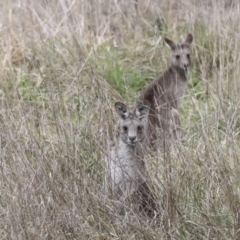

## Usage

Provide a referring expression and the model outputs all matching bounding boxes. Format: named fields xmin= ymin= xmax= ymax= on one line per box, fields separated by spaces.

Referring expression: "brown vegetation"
xmin=0 ymin=0 xmax=240 ymax=239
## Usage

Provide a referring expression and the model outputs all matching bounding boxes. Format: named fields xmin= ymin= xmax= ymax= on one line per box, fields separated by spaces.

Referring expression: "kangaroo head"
xmin=164 ymin=33 xmax=193 ymax=72
xmin=114 ymin=101 xmax=150 ymax=145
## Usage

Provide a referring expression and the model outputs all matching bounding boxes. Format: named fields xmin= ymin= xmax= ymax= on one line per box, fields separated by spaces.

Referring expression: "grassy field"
xmin=1 ymin=0 xmax=240 ymax=239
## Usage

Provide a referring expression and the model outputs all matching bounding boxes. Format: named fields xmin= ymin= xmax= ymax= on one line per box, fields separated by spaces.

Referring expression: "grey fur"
xmin=138 ymin=33 xmax=193 ymax=149
xmin=105 ymin=101 xmax=150 ymax=198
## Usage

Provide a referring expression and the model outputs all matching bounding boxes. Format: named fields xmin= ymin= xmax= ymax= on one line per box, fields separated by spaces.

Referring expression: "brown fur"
xmin=138 ymin=34 xmax=193 ymax=149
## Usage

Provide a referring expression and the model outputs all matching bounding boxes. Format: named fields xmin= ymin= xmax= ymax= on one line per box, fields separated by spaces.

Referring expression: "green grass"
xmin=94 ymin=45 xmax=157 ymax=101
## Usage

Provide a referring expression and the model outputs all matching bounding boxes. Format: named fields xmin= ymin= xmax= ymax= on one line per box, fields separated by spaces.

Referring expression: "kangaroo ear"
xmin=114 ymin=102 xmax=129 ymax=120
xmin=136 ymin=100 xmax=150 ymax=120
xmin=164 ymin=37 xmax=176 ymax=49
xmin=184 ymin=33 xmax=193 ymax=45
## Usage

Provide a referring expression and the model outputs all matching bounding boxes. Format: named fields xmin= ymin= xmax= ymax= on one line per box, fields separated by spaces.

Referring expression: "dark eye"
xmin=137 ymin=126 xmax=142 ymax=131
xmin=187 ymin=54 xmax=190 ymax=58
xmin=176 ymin=55 xmax=180 ymax=59
xmin=123 ymin=126 xmax=128 ymax=132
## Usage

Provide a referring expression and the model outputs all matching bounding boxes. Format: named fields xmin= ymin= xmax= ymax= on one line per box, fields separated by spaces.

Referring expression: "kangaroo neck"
xmin=119 ymin=140 xmax=144 ymax=158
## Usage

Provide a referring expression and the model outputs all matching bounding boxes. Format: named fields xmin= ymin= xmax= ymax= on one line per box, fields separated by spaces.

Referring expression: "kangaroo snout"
xmin=183 ymin=63 xmax=189 ymax=70
xmin=129 ymin=136 xmax=136 ymax=143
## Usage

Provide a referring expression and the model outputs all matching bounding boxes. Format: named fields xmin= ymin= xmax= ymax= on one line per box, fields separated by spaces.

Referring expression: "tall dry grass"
xmin=0 ymin=0 xmax=240 ymax=239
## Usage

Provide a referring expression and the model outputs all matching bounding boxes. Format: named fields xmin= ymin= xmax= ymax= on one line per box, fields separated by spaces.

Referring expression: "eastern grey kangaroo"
xmin=105 ymin=100 xmax=158 ymax=215
xmin=138 ymin=33 xmax=193 ymax=148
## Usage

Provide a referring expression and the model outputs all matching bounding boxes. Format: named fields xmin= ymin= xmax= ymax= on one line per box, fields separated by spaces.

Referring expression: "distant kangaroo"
xmin=105 ymin=100 xmax=158 ymax=215
xmin=138 ymin=33 xmax=193 ymax=148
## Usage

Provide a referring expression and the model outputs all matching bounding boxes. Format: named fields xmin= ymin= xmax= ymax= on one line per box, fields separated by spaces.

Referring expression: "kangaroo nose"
xmin=184 ymin=64 xmax=189 ymax=69
xmin=129 ymin=136 xmax=136 ymax=142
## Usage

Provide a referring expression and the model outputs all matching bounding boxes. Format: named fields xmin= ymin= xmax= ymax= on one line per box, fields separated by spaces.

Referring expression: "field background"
xmin=1 ymin=0 xmax=240 ymax=239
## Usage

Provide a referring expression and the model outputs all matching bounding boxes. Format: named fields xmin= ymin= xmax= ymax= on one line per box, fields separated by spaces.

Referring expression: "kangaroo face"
xmin=120 ymin=118 xmax=145 ymax=145
xmin=114 ymin=101 xmax=150 ymax=146
xmin=165 ymin=33 xmax=193 ymax=72
xmin=171 ymin=46 xmax=191 ymax=71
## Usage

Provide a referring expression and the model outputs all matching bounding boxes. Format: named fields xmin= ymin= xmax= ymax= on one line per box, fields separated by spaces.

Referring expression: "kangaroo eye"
xmin=176 ymin=55 xmax=180 ymax=59
xmin=187 ymin=54 xmax=190 ymax=58
xmin=123 ymin=126 xmax=128 ymax=132
xmin=137 ymin=126 xmax=142 ymax=131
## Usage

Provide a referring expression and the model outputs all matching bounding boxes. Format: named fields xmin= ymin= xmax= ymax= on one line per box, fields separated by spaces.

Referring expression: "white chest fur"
xmin=107 ymin=143 xmax=145 ymax=193
xmin=173 ymin=78 xmax=188 ymax=109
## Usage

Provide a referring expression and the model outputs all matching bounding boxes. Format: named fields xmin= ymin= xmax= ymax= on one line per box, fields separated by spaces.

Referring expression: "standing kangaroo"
xmin=138 ymin=33 xmax=193 ymax=148
xmin=105 ymin=101 xmax=158 ymax=215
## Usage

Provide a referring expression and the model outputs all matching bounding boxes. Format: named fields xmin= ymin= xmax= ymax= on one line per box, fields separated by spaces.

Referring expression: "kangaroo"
xmin=138 ymin=33 xmax=193 ymax=148
xmin=105 ymin=100 xmax=158 ymax=216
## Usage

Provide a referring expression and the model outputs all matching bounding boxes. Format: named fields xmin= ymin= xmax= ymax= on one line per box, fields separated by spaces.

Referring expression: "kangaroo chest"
xmin=110 ymin=147 xmax=145 ymax=189
xmin=173 ymin=79 xmax=187 ymax=109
